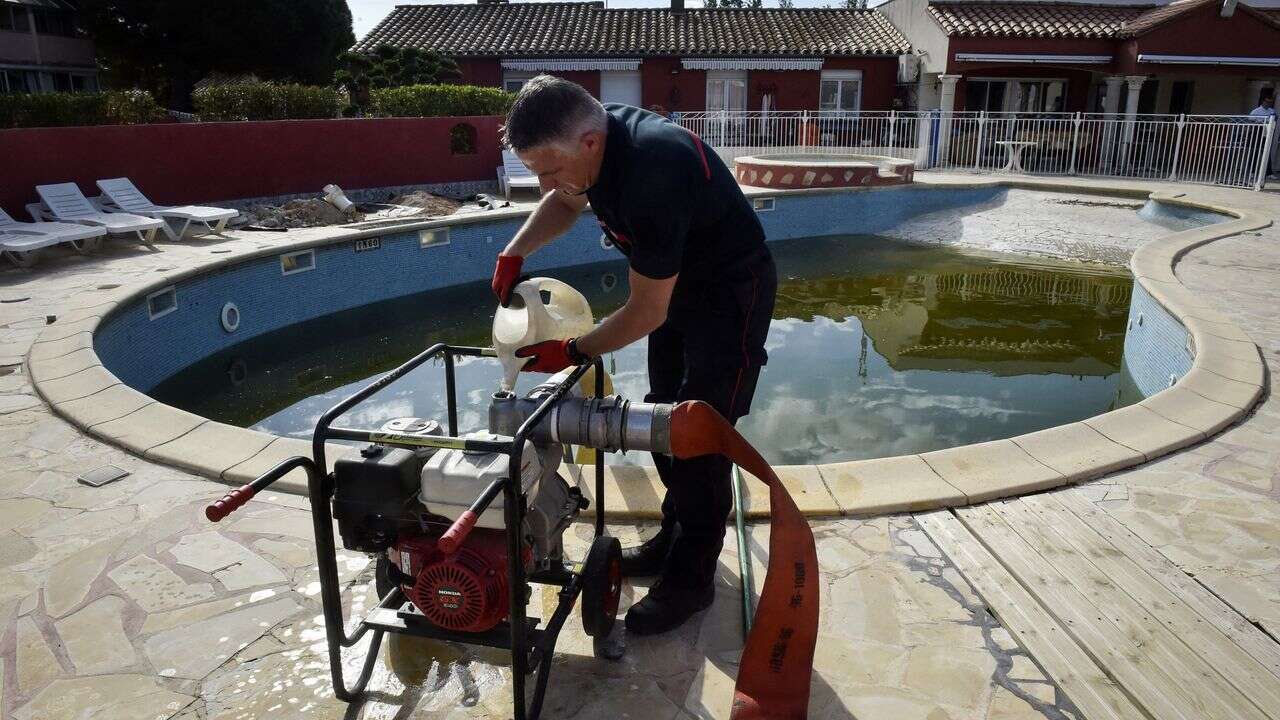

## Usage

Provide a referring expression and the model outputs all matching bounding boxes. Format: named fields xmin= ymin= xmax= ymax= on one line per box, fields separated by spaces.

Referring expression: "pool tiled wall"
xmin=96 ymin=186 xmax=1005 ymax=392
xmin=1119 ymin=282 xmax=1194 ymax=398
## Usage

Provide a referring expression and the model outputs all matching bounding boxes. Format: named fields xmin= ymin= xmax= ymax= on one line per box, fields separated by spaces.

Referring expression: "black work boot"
xmin=624 ymin=575 xmax=715 ymax=636
xmin=624 ymin=536 xmax=718 ymax=635
xmin=620 ymin=524 xmax=679 ymax=578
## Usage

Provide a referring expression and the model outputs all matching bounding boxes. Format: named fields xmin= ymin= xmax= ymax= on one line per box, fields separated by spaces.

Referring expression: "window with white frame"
xmin=819 ymin=70 xmax=862 ymax=113
xmin=502 ymin=72 xmax=534 ymax=94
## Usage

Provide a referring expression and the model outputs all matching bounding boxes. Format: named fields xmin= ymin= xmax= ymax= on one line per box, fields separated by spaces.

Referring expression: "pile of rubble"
xmin=241 ymin=190 xmax=462 ymax=230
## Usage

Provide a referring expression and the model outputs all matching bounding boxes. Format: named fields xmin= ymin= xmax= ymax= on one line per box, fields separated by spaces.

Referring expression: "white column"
xmin=937 ymin=74 xmax=961 ymax=165
xmin=1102 ymin=76 xmax=1124 ymax=115
xmin=1122 ymin=75 xmax=1145 ymax=144
xmin=938 ymin=74 xmax=961 ymax=112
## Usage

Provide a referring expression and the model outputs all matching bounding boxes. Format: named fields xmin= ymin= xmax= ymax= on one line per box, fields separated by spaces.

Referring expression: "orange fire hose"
xmin=669 ymin=401 xmax=819 ymax=720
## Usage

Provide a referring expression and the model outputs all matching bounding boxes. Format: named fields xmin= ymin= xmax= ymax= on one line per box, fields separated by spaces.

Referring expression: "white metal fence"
xmin=675 ymin=110 xmax=1276 ymax=191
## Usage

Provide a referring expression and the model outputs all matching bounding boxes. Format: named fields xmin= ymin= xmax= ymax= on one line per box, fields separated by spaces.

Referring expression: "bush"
xmin=192 ymin=82 xmax=342 ymax=121
xmin=368 ymin=84 xmax=513 ymax=118
xmin=0 ymin=90 xmax=162 ymax=129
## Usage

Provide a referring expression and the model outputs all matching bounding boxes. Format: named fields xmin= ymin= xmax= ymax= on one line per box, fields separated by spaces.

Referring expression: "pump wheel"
xmin=581 ymin=536 xmax=622 ymax=637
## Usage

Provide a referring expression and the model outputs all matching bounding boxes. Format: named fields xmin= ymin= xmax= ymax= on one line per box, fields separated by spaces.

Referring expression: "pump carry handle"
xmin=205 ymin=456 xmax=316 ymax=523
xmin=437 ymin=476 xmax=507 ymax=554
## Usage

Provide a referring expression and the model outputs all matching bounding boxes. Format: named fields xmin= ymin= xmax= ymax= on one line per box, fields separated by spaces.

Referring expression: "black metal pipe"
xmin=593 ymin=358 xmax=605 ymax=538
xmin=300 ymin=457 xmax=385 ymax=701
xmin=312 ymin=343 xmax=491 ymax=474
xmin=445 ymin=349 xmax=459 ymax=436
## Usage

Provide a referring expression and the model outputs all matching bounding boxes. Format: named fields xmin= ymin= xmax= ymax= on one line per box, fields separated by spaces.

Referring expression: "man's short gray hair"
xmin=503 ymin=75 xmax=608 ymax=152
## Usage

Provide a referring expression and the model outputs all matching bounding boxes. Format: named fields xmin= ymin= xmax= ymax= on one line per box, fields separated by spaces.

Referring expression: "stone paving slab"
xmin=1082 ymin=404 xmax=1204 ymax=461
xmin=1010 ymin=422 xmax=1145 ymax=484
xmin=146 ymin=421 xmax=276 ymax=478
xmin=920 ymin=439 xmax=1064 ymax=503
xmin=821 ymin=455 xmax=967 ymax=515
xmin=54 ymin=383 xmax=152 ymax=428
xmin=92 ymin=402 xmax=205 ymax=453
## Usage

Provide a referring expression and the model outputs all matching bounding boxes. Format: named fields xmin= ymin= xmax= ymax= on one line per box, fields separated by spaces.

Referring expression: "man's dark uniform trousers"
xmin=587 ymin=104 xmax=777 ymax=591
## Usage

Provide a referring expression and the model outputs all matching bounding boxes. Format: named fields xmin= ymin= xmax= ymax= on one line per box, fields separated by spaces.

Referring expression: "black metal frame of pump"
xmin=210 ymin=343 xmax=608 ymax=720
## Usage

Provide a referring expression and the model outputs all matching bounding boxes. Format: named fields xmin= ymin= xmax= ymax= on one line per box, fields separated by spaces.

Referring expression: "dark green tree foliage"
xmin=82 ymin=0 xmax=355 ymax=109
xmin=704 ymin=0 xmax=765 ymax=7
xmin=335 ymin=44 xmax=461 ymax=116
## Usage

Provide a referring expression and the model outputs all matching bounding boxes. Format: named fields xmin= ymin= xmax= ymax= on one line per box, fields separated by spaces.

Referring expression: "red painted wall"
xmin=748 ymin=70 xmax=820 ymax=112
xmin=454 ymin=58 xmax=503 ymax=88
xmin=1119 ymin=5 xmax=1280 ymax=75
xmin=823 ymin=57 xmax=900 ymax=111
xmin=641 ymin=57 xmax=706 ymax=113
xmin=0 ymin=116 xmax=504 ymax=213
xmin=555 ymin=70 xmax=601 ymax=98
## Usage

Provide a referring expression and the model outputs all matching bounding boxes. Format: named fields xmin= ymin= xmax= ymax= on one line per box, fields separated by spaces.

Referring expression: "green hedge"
xmin=0 ymin=90 xmax=163 ymax=129
xmin=368 ymin=84 xmax=513 ymax=118
xmin=192 ymin=82 xmax=343 ymax=121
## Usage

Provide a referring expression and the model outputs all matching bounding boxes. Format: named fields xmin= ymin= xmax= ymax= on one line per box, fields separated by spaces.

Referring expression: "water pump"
xmin=329 ymin=370 xmax=672 ymax=635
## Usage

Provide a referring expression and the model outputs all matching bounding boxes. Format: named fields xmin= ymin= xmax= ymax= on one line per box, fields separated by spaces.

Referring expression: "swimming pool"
xmin=149 ymin=233 xmax=1134 ymax=465
xmin=90 ymin=184 xmax=1219 ymax=469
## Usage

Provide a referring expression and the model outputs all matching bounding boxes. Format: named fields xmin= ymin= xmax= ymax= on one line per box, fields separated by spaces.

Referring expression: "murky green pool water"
xmin=153 ymin=235 xmax=1135 ymax=465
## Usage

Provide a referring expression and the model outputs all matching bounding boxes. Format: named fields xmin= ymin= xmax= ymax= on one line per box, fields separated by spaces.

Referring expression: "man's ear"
xmin=581 ymin=129 xmax=604 ymax=155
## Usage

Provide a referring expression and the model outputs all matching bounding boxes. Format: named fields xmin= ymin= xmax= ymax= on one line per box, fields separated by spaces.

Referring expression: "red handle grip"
xmin=205 ymin=485 xmax=256 ymax=522
xmin=437 ymin=511 xmax=479 ymax=555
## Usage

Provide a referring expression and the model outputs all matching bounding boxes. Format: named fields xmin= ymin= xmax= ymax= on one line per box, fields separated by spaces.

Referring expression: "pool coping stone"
xmin=24 ymin=176 xmax=1272 ymax=520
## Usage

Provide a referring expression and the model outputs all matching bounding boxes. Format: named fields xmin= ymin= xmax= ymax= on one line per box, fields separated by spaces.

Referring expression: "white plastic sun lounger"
xmin=0 ymin=206 xmax=107 ymax=266
xmin=497 ymin=150 xmax=543 ymax=199
xmin=96 ymin=177 xmax=238 ymax=241
xmin=34 ymin=182 xmax=164 ymax=248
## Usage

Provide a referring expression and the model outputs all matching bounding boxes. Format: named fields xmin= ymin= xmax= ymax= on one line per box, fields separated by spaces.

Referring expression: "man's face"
xmin=516 ymin=130 xmax=605 ymax=196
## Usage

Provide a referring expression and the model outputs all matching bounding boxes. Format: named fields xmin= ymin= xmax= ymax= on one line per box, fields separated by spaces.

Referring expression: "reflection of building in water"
xmin=776 ymin=264 xmax=1133 ymax=377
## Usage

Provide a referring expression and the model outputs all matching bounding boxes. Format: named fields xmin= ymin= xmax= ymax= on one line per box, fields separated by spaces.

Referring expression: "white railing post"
xmin=973 ymin=111 xmax=986 ymax=172
xmin=1255 ymin=116 xmax=1275 ymax=191
xmin=1168 ymin=113 xmax=1186 ymax=182
xmin=887 ymin=110 xmax=897 ymax=153
xmin=1069 ymin=112 xmax=1081 ymax=175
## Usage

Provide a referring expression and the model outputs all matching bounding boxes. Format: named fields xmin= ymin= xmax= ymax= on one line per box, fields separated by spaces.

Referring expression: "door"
xmin=601 ymin=71 xmax=642 ymax=107
xmin=706 ymin=71 xmax=748 ymax=144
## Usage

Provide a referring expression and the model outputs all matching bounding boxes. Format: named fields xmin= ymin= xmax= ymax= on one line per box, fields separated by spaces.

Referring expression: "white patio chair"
xmin=34 ymin=182 xmax=164 ymax=249
xmin=95 ymin=177 xmax=238 ymax=241
xmin=0 ymin=206 xmax=108 ymax=266
xmin=497 ymin=150 xmax=543 ymax=199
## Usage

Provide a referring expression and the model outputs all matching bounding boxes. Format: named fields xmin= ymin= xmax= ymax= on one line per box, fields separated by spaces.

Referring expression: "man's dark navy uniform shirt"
xmin=586 ymin=104 xmax=773 ymax=366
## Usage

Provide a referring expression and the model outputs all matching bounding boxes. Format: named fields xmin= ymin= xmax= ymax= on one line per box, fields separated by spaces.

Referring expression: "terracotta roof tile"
xmin=929 ymin=0 xmax=1280 ymax=41
xmin=927 ymin=2 xmax=1150 ymax=39
xmin=354 ymin=2 xmax=910 ymax=57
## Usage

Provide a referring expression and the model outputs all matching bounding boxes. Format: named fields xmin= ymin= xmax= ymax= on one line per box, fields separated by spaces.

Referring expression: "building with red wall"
xmin=879 ymin=0 xmax=1280 ymax=115
xmin=355 ymin=1 xmax=911 ymax=114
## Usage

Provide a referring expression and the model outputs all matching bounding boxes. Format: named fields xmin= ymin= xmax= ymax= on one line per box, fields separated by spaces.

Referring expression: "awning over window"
xmin=1137 ymin=54 xmax=1280 ymax=67
xmin=954 ymin=53 xmax=1112 ymax=65
xmin=500 ymin=59 xmax=641 ymax=72
xmin=681 ymin=58 xmax=823 ymax=71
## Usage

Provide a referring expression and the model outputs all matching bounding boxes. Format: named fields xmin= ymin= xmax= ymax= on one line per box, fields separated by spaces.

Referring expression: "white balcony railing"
xmin=674 ymin=110 xmax=1276 ymax=191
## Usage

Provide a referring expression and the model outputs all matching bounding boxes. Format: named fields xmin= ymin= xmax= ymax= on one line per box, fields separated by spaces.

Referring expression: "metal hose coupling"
xmin=489 ymin=385 xmax=673 ymax=455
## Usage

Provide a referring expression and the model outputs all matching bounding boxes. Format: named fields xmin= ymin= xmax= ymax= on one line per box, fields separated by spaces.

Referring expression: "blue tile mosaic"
xmin=96 ymin=185 xmax=1006 ymax=392
xmin=1119 ymin=282 xmax=1193 ymax=398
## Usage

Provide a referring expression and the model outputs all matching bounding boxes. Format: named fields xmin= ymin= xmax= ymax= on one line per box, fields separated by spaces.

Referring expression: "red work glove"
xmin=491 ymin=254 xmax=524 ymax=307
xmin=515 ymin=338 xmax=588 ymax=373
